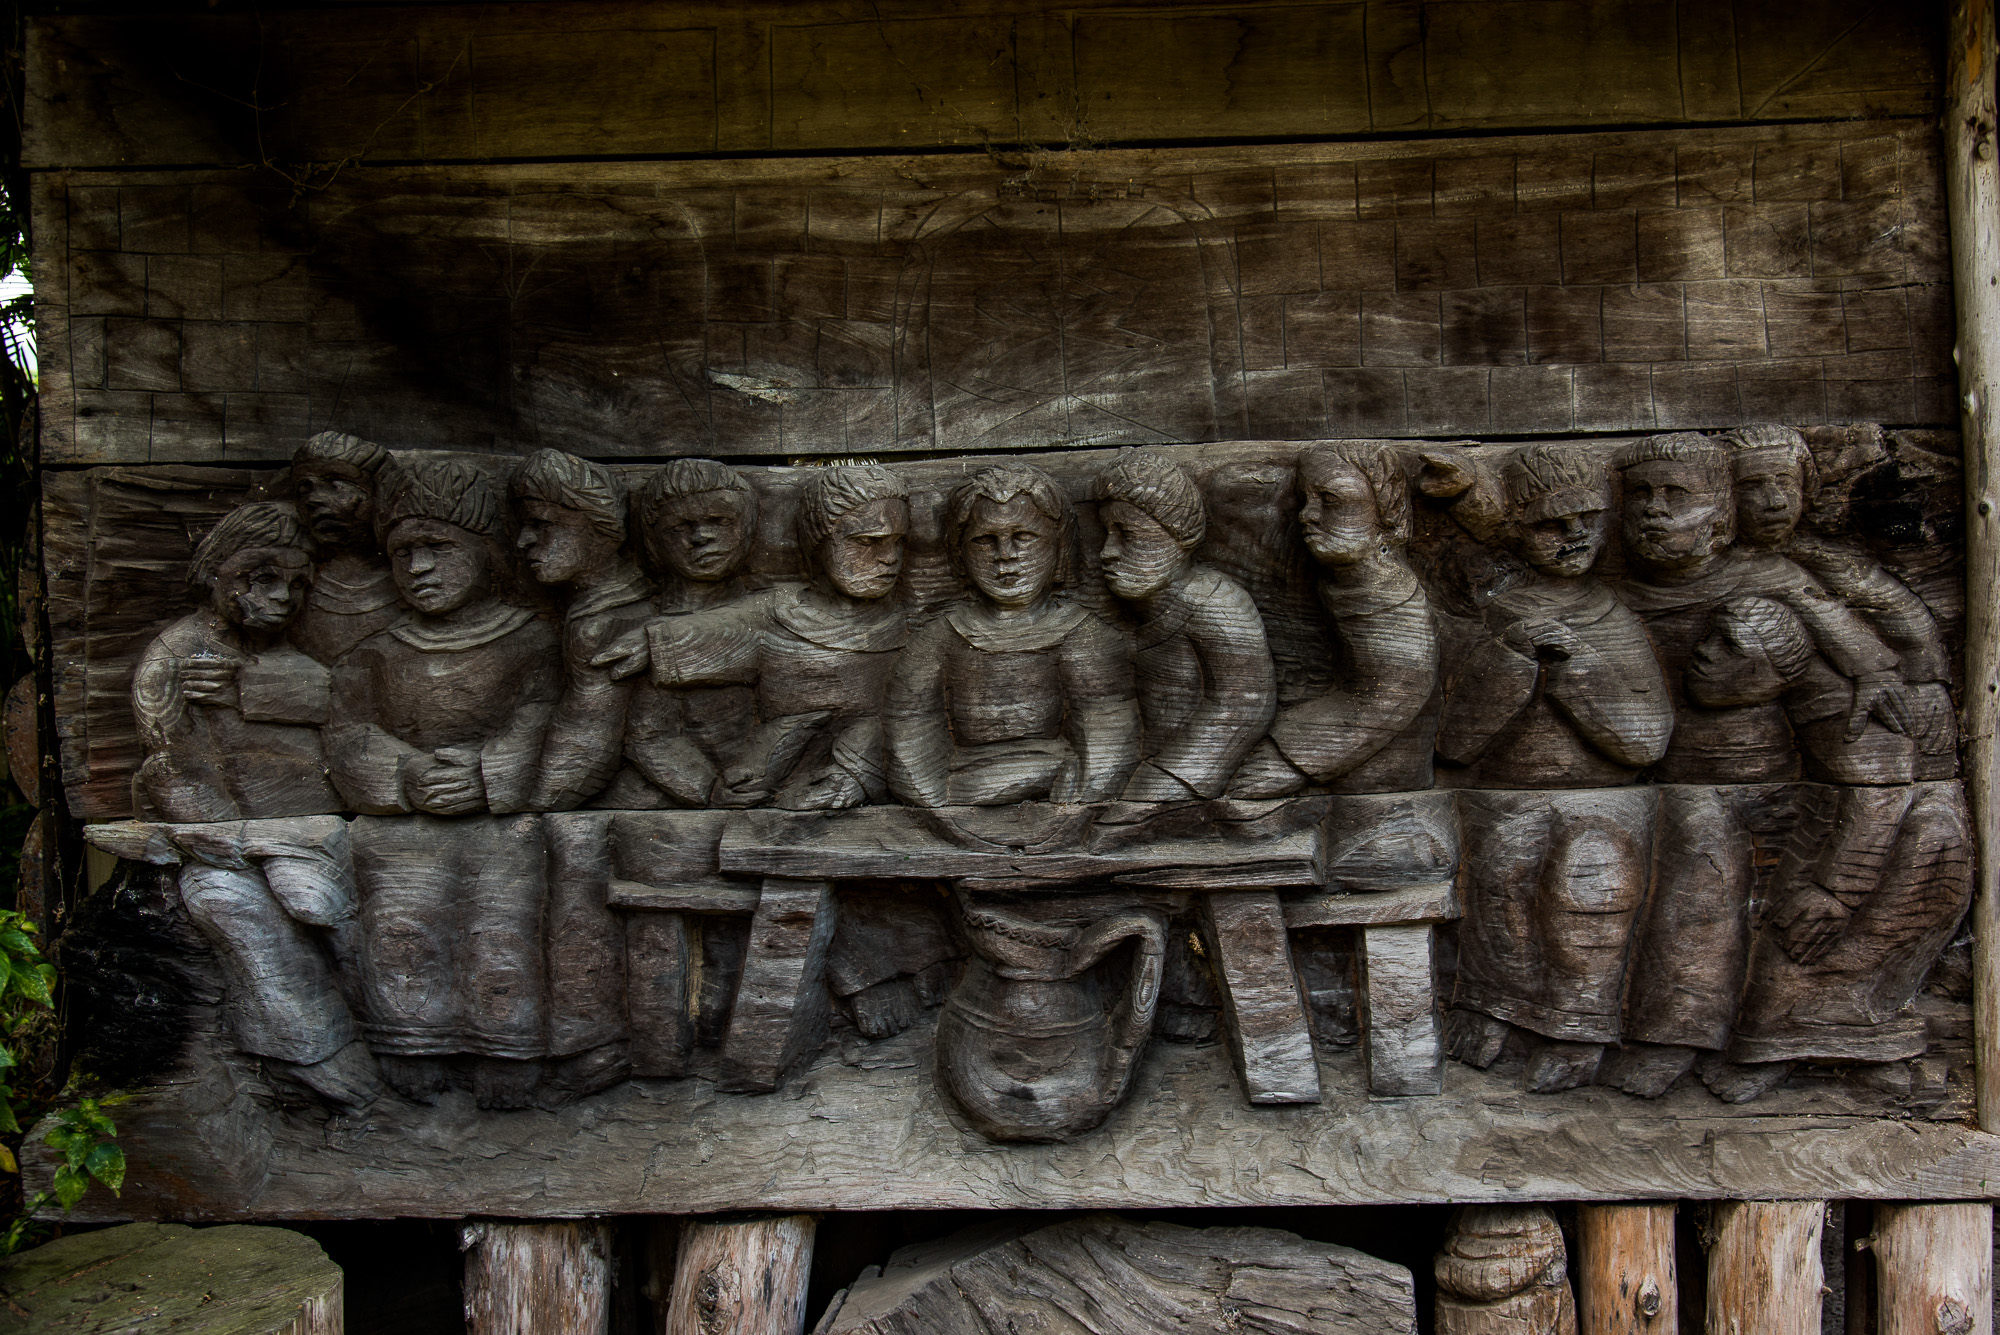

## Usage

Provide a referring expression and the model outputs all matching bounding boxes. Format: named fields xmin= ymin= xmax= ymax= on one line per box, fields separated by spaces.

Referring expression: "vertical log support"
xmin=718 ymin=878 xmax=836 ymax=1094
xmin=1577 ymin=1203 xmax=1677 ymax=1335
xmin=1868 ymin=1203 xmax=1993 ymax=1335
xmin=463 ymin=1220 xmax=615 ymax=1335
xmin=1356 ymin=922 xmax=1444 ymax=1096
xmin=1705 ymin=1201 xmax=1825 ymax=1335
xmin=666 ymin=1214 xmax=816 ymax=1335
xmin=1947 ymin=0 xmax=2000 ymax=1131
xmin=1202 ymin=890 xmax=1322 ymax=1103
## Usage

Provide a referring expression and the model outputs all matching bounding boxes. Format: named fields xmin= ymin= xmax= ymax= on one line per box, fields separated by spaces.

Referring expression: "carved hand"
xmin=1845 ymin=669 xmax=1899 ymax=742
xmin=407 ymin=747 xmax=488 ymax=815
xmin=588 ymin=627 xmax=653 ymax=680
xmin=178 ymin=658 xmax=241 ymax=707
xmin=792 ymin=767 xmax=866 ymax=810
xmin=1874 ymin=680 xmax=1956 ymax=752
xmin=1774 ymin=885 xmax=1852 ymax=965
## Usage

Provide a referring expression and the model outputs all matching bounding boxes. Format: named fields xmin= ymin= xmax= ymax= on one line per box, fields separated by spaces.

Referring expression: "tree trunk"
xmin=462 ymin=1221 xmax=615 ymax=1335
xmin=1704 ymin=1201 xmax=1823 ymax=1335
xmin=1869 ymin=1203 xmax=1992 ymax=1335
xmin=1577 ymin=1203 xmax=1676 ymax=1335
xmin=666 ymin=1214 xmax=817 ymax=1335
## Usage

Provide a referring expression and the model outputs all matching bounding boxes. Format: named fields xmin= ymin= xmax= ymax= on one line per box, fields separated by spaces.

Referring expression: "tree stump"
xmin=1435 ymin=1204 xmax=1578 ymax=1334
xmin=0 ymin=1221 xmax=340 ymax=1334
xmin=667 ymin=1214 xmax=816 ymax=1335
xmin=463 ymin=1221 xmax=614 ymax=1335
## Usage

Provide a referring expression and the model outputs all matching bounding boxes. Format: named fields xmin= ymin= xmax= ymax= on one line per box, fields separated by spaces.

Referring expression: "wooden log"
xmin=0 ymin=1221 xmax=341 ymax=1335
xmin=717 ymin=879 xmax=836 ymax=1094
xmin=1947 ymin=0 xmax=2000 ymax=1135
xmin=1202 ymin=889 xmax=1322 ymax=1104
xmin=666 ymin=1215 xmax=815 ymax=1335
xmin=1704 ymin=1201 xmax=1824 ymax=1335
xmin=1867 ymin=1203 xmax=1992 ymax=1335
xmin=1357 ymin=923 xmax=1444 ymax=1096
xmin=462 ymin=1221 xmax=614 ymax=1335
xmin=1576 ymin=1203 xmax=1676 ymax=1335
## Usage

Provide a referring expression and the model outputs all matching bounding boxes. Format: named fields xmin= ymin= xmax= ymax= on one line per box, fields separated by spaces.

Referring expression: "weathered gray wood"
xmin=463 ymin=1221 xmax=613 ymax=1335
xmin=1706 ymin=1201 xmax=1824 ymax=1335
xmin=611 ymin=880 xmax=761 ymax=913
xmin=626 ymin=911 xmax=696 ymax=1079
xmin=1202 ymin=890 xmax=1321 ymax=1105
xmin=1435 ymin=1205 xmax=1577 ymax=1335
xmin=1358 ymin=923 xmax=1444 ymax=1097
xmin=1576 ymin=1203 xmax=1676 ymax=1335
xmin=1284 ymin=882 xmax=1458 ymax=928
xmin=823 ymin=1213 xmax=1417 ymax=1334
xmin=717 ymin=878 xmax=835 ymax=1094
xmin=0 ymin=1222 xmax=341 ymax=1335
xmin=667 ymin=1215 xmax=814 ymax=1335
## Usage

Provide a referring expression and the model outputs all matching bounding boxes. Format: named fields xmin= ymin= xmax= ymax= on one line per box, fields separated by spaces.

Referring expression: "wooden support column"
xmin=666 ymin=1215 xmax=815 ymax=1335
xmin=1356 ymin=923 xmax=1444 ymax=1096
xmin=1705 ymin=1201 xmax=1824 ymax=1335
xmin=718 ymin=878 xmax=836 ymax=1094
xmin=1947 ymin=0 xmax=2000 ymax=1133
xmin=1868 ymin=1203 xmax=1993 ymax=1335
xmin=626 ymin=913 xmax=696 ymax=1079
xmin=1202 ymin=890 xmax=1321 ymax=1104
xmin=1577 ymin=1203 xmax=1677 ymax=1334
xmin=463 ymin=1221 xmax=615 ymax=1335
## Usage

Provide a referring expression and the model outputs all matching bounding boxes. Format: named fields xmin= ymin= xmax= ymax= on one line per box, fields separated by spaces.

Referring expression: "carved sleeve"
xmin=130 ymin=634 xmax=240 ymax=822
xmin=1146 ymin=580 xmax=1278 ymax=798
xmin=1769 ymin=564 xmax=1900 ymax=679
xmin=533 ymin=609 xmax=654 ymax=811
xmin=1538 ymin=621 xmax=1675 ymax=770
xmin=644 ymin=608 xmax=766 ymax=689
xmin=480 ymin=624 xmax=564 ymax=814
xmin=1056 ymin=615 xmax=1142 ymax=803
xmin=1435 ymin=634 xmax=1540 ymax=766
xmin=323 ymin=651 xmax=423 ymax=815
xmin=1270 ymin=595 xmax=1438 ymax=783
xmin=883 ymin=620 xmax=954 ymax=808
xmin=1793 ymin=544 xmax=1951 ymax=683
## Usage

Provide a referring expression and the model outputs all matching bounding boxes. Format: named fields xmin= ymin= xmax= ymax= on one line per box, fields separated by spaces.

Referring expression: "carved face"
xmin=961 ymin=494 xmax=1061 ymax=610
xmin=1621 ymin=460 xmax=1730 ymax=572
xmin=1099 ymin=499 xmax=1189 ymax=600
xmin=819 ymin=497 xmax=908 ymax=601
xmin=517 ymin=498 xmax=619 ymax=587
xmin=1297 ymin=461 xmax=1380 ymax=566
xmin=1514 ymin=503 xmax=1610 ymax=578
xmin=388 ymin=518 xmax=493 ymax=616
xmin=1733 ymin=452 xmax=1805 ymax=551
xmin=1685 ymin=619 xmax=1788 ymax=708
xmin=293 ymin=468 xmax=375 ymax=548
xmin=648 ymin=489 xmax=755 ymax=583
xmin=209 ymin=547 xmax=312 ymax=633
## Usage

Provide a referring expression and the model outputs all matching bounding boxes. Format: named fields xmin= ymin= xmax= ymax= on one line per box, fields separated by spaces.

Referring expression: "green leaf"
xmin=14 ymin=964 xmax=52 ymax=1007
xmin=51 ymin=1165 xmax=86 ymax=1210
xmin=0 ymin=1144 xmax=17 ymax=1175
xmin=83 ymin=1144 xmax=124 ymax=1195
xmin=0 ymin=1101 xmax=22 ymax=1136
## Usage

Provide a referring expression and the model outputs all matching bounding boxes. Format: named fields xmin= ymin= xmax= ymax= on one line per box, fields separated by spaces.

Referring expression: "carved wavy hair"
xmin=1503 ymin=443 xmax=1609 ymax=521
xmin=795 ymin=465 xmax=908 ymax=582
xmin=637 ymin=457 xmax=757 ymax=527
xmin=1299 ymin=443 xmax=1411 ymax=546
xmin=374 ymin=458 xmax=509 ymax=539
xmin=292 ymin=430 xmax=389 ymax=477
xmin=189 ymin=502 xmax=311 ymax=589
xmin=944 ymin=464 xmax=1082 ymax=590
xmin=1096 ymin=451 xmax=1207 ymax=549
xmin=512 ymin=448 xmax=628 ymax=540
xmin=1724 ymin=424 xmax=1820 ymax=500
xmin=1618 ymin=432 xmax=1734 ymax=495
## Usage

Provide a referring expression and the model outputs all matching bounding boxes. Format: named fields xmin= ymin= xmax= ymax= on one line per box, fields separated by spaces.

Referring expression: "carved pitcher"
xmin=935 ymin=895 xmax=1168 ymax=1144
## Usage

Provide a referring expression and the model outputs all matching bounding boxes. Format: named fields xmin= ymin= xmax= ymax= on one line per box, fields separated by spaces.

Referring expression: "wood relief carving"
xmin=57 ymin=419 xmax=1972 ymax=1161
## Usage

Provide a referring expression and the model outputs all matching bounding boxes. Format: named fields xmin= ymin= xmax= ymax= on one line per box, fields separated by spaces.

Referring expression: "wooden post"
xmin=1705 ymin=1201 xmax=1824 ymax=1335
xmin=718 ymin=879 xmax=836 ymax=1094
xmin=666 ymin=1215 xmax=816 ymax=1335
xmin=1202 ymin=889 xmax=1322 ymax=1104
xmin=1946 ymin=0 xmax=2000 ymax=1133
xmin=1356 ymin=922 xmax=1444 ymax=1096
xmin=1577 ymin=1203 xmax=1677 ymax=1334
xmin=1868 ymin=1203 xmax=1993 ymax=1335
xmin=463 ymin=1221 xmax=615 ymax=1335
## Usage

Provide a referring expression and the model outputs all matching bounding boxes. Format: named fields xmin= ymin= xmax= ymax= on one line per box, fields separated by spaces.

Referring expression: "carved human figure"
xmin=324 ymin=459 xmax=561 ymax=1108
xmin=885 ymin=465 xmax=1140 ymax=807
xmin=601 ymin=459 xmax=762 ymax=808
xmin=286 ymin=431 xmax=403 ymax=665
xmin=596 ymin=465 xmax=911 ymax=809
xmin=1228 ymin=445 xmax=1437 ymax=798
xmin=1427 ymin=444 xmax=1674 ymax=1092
xmin=128 ymin=503 xmax=381 ymax=1110
xmin=1094 ymin=453 xmax=1275 ymax=802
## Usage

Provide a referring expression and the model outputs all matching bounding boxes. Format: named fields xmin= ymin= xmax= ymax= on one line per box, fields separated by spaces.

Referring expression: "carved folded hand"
xmin=405 ymin=746 xmax=488 ymax=815
xmin=178 ymin=657 xmax=242 ymax=707
xmin=1870 ymin=679 xmax=1956 ymax=753
xmin=1773 ymin=884 xmax=1852 ymax=965
xmin=588 ymin=627 xmax=653 ymax=679
xmin=1501 ymin=618 xmax=1587 ymax=664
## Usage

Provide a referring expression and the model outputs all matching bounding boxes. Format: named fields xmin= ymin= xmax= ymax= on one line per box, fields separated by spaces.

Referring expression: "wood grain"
xmin=667 ymin=1215 xmax=814 ymax=1335
xmin=463 ymin=1220 xmax=614 ymax=1335
xmin=1868 ymin=1203 xmax=1992 ymax=1335
xmin=1705 ymin=1201 xmax=1824 ymax=1335
xmin=1576 ymin=1204 xmax=1676 ymax=1335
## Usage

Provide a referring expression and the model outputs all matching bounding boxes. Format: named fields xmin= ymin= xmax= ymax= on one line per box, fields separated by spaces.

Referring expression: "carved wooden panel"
xmin=35 ymin=121 xmax=1951 ymax=465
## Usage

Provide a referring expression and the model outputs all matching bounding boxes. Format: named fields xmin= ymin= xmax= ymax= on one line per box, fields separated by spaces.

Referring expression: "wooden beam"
xmin=1947 ymin=0 xmax=2000 ymax=1135
xmin=1201 ymin=890 xmax=1322 ymax=1104
xmin=1867 ymin=1203 xmax=1993 ymax=1335
xmin=1705 ymin=1201 xmax=1824 ymax=1335
xmin=665 ymin=1215 xmax=815 ymax=1335
xmin=1356 ymin=923 xmax=1444 ymax=1097
xmin=463 ymin=1221 xmax=615 ymax=1335
xmin=1577 ymin=1203 xmax=1676 ymax=1335
xmin=717 ymin=878 xmax=836 ymax=1095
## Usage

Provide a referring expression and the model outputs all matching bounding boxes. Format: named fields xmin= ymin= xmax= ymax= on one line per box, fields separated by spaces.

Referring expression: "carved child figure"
xmin=1094 ymin=452 xmax=1276 ymax=802
xmin=324 ymin=458 xmax=561 ymax=1108
xmin=1229 ymin=444 xmax=1437 ymax=797
xmin=286 ymin=431 xmax=404 ymax=665
xmin=885 ymin=465 xmax=1140 ymax=807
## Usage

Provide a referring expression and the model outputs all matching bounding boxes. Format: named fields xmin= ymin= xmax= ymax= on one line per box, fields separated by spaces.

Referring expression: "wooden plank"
xmin=666 ymin=1215 xmax=813 ymax=1335
xmin=717 ymin=878 xmax=836 ymax=1094
xmin=1706 ymin=1202 xmax=1824 ymax=1335
xmin=1576 ymin=1203 xmax=1676 ymax=1334
xmin=610 ymin=879 xmax=762 ymax=913
xmin=1356 ymin=923 xmax=1442 ymax=1098
xmin=1201 ymin=890 xmax=1321 ymax=1105
xmin=1283 ymin=881 xmax=1457 ymax=929
xmin=463 ymin=1221 xmax=614 ymax=1335
xmin=1868 ymin=1203 xmax=1992 ymax=1335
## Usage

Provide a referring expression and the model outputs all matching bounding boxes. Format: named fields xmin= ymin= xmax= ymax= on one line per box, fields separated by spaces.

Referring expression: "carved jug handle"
xmin=1067 ymin=908 xmax=1170 ymax=1112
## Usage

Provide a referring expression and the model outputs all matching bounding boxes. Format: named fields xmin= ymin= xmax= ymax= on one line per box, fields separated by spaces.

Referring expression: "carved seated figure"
xmin=595 ymin=464 xmax=911 ymax=809
xmin=324 ymin=458 xmax=561 ymax=1108
xmin=886 ymin=464 xmax=1140 ymax=807
xmin=1228 ymin=444 xmax=1437 ymax=798
xmin=286 ymin=431 xmax=404 ymax=666
xmin=1095 ymin=452 xmax=1276 ymax=802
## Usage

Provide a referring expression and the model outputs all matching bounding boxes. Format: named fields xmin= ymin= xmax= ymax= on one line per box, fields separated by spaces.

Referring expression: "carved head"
xmin=1618 ymin=434 xmax=1735 ymax=574
xmin=1685 ymin=596 xmax=1812 ymax=707
xmin=1502 ymin=444 xmax=1612 ymax=578
xmin=945 ymin=465 xmax=1080 ymax=610
xmin=376 ymin=459 xmax=510 ymax=617
xmin=291 ymin=431 xmax=389 ymax=550
xmin=1296 ymin=444 xmax=1409 ymax=567
xmin=512 ymin=449 xmax=629 ymax=587
xmin=1725 ymin=425 xmax=1817 ymax=552
xmin=1096 ymin=452 xmax=1204 ymax=600
xmin=189 ymin=502 xmax=315 ymax=635
xmin=636 ymin=459 xmax=758 ymax=584
xmin=794 ymin=465 xmax=909 ymax=601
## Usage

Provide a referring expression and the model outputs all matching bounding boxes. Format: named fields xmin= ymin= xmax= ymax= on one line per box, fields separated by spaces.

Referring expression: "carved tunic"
xmin=1126 ymin=564 xmax=1277 ymax=801
xmin=606 ymin=580 xmax=758 ymax=809
xmin=287 ymin=559 xmax=404 ymax=666
xmin=534 ymin=563 xmax=655 ymax=811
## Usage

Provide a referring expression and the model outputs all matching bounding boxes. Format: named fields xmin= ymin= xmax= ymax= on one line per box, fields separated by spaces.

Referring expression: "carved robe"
xmin=1125 ymin=564 xmax=1277 ymax=801
xmin=885 ymin=599 xmax=1140 ymax=807
xmin=287 ymin=558 xmax=403 ymax=666
xmin=643 ymin=585 xmax=908 ymax=807
xmin=600 ymin=579 xmax=758 ymax=809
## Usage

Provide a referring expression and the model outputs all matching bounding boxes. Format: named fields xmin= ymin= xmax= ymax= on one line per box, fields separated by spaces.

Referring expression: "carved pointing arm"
xmin=1142 ymin=588 xmax=1278 ymax=799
